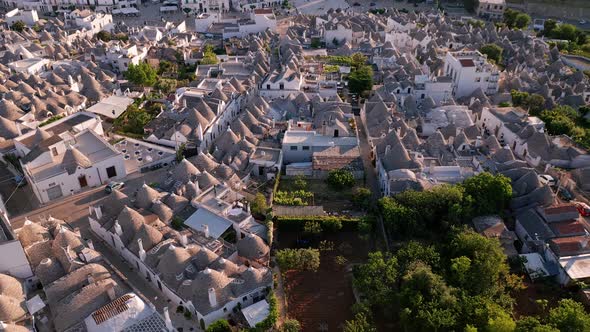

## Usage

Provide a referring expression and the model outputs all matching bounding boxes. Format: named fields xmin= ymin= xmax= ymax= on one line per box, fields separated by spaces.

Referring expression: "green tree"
xmin=158 ymin=60 xmax=176 ymax=75
xmin=348 ymin=65 xmax=373 ymax=95
xmin=351 ymin=52 xmax=368 ymax=68
xmin=343 ymin=313 xmax=377 ymax=332
xmin=486 ymin=310 xmax=516 ymax=332
xmin=352 ymin=187 xmax=372 ymax=210
xmin=393 ymin=184 xmax=467 ymax=232
xmin=510 ymin=90 xmax=529 ymax=106
xmin=124 ymin=62 xmax=157 ymax=87
xmin=275 ymin=248 xmax=321 ymax=272
xmin=11 ymin=20 xmax=26 ymax=32
xmin=445 ymin=229 xmax=521 ymax=298
xmin=514 ymin=13 xmax=531 ymax=30
xmin=395 ymin=241 xmax=440 ymax=274
xmin=450 ymin=256 xmax=472 ymax=287
xmin=293 ymin=175 xmax=307 ymax=190
xmin=326 ymin=169 xmax=355 ymax=189
xmin=201 ymin=44 xmax=218 ymax=65
xmin=205 ymin=319 xmax=231 ymax=332
xmin=510 ymin=90 xmax=545 ymax=115
xmin=352 ymin=252 xmax=398 ymax=313
xmin=543 ymin=19 xmax=557 ymax=36
xmin=251 ymin=193 xmax=268 ymax=217
xmin=303 ymin=221 xmax=322 ymax=235
xmin=525 ymin=94 xmax=546 ymax=115
xmin=282 ymin=319 xmax=301 ymax=332
xmin=460 ymin=172 xmax=512 ymax=216
xmin=547 ymin=299 xmax=590 ymax=332
xmin=553 ymin=23 xmax=578 ymax=42
xmin=311 ymin=38 xmax=321 ymax=48
xmin=96 ymin=30 xmax=112 ymax=41
xmin=503 ymin=8 xmax=519 ymax=28
xmin=154 ymin=78 xmax=177 ymax=94
xmin=540 ymin=105 xmax=584 ymax=139
xmin=378 ymin=197 xmax=418 ymax=236
xmin=480 ymin=44 xmax=503 ymax=64
xmin=516 ymin=316 xmax=558 ymax=332
xmin=399 ymin=262 xmax=457 ymax=332
xmin=463 ymin=0 xmax=479 ymax=13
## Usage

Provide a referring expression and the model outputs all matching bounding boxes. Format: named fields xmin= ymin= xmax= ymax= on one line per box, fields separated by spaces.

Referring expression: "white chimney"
xmin=163 ymin=306 xmax=174 ymax=332
xmin=475 ymin=136 xmax=482 ymax=148
xmin=94 ymin=206 xmax=103 ymax=220
xmin=208 ymin=287 xmax=217 ymax=307
xmin=138 ymin=239 xmax=146 ymax=262
xmin=195 ymin=180 xmax=201 ymax=195
xmin=15 ymin=122 xmax=23 ymax=136
xmin=106 ymin=282 xmax=116 ymax=301
xmin=114 ymin=221 xmax=123 ymax=236
xmin=385 ymin=145 xmax=391 ymax=155
xmin=203 ymin=224 xmax=209 ymax=238
xmin=180 ymin=233 xmax=188 ymax=247
xmin=197 ymin=123 xmax=204 ymax=141
xmin=87 ymin=273 xmax=95 ymax=284
xmin=86 ymin=239 xmax=94 ymax=250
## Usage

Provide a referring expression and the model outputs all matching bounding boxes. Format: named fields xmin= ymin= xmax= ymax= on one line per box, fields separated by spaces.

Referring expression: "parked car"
xmin=370 ymin=2 xmax=376 ymax=6
xmin=558 ymin=187 xmax=574 ymax=201
xmin=353 ymin=2 xmax=361 ymax=6
xmin=538 ymin=174 xmax=556 ymax=187
xmin=576 ymin=202 xmax=590 ymax=217
xmin=105 ymin=181 xmax=125 ymax=194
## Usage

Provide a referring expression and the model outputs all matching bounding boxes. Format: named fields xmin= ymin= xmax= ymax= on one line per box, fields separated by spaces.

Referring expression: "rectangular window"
xmin=51 ymin=147 xmax=58 ymax=156
xmin=302 ymin=146 xmax=310 ymax=151
xmin=290 ymin=146 xmax=297 ymax=151
xmin=475 ymin=77 xmax=481 ymax=82
xmin=266 ymin=84 xmax=271 ymax=90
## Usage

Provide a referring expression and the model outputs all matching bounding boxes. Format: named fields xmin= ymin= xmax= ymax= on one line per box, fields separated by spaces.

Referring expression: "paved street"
xmin=355 ymin=115 xmax=390 ymax=251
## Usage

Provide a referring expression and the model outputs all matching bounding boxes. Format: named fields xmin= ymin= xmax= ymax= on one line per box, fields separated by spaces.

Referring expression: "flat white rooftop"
xmin=560 ymin=253 xmax=590 ymax=280
xmin=87 ymin=95 xmax=134 ymax=119
xmin=242 ymin=299 xmax=269 ymax=328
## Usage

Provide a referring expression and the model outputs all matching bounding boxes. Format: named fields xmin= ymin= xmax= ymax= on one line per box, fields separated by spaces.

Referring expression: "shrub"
xmin=206 ymin=319 xmax=231 ymax=332
xmin=282 ymin=319 xmax=301 ymax=332
xmin=293 ymin=175 xmax=307 ymax=190
xmin=275 ymin=216 xmax=362 ymax=232
xmin=326 ymin=169 xmax=355 ymax=189
xmin=322 ymin=218 xmax=343 ymax=232
xmin=304 ymin=221 xmax=322 ymax=235
xmin=251 ymin=193 xmax=268 ymax=217
xmin=276 ymin=248 xmax=321 ymax=272
xmin=352 ymin=187 xmax=372 ymax=210
xmin=273 ymin=190 xmax=314 ymax=206
xmin=171 ymin=217 xmax=184 ymax=230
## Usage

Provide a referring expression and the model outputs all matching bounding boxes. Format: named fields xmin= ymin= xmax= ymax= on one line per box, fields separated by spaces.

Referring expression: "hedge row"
xmin=274 ymin=215 xmax=362 ymax=232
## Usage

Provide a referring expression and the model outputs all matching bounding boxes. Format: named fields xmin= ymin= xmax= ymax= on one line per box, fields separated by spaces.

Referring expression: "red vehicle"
xmin=577 ymin=202 xmax=590 ymax=217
